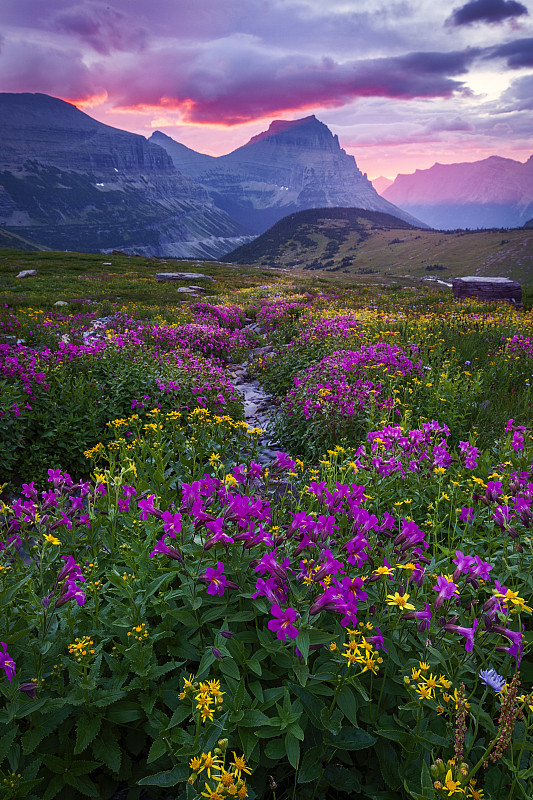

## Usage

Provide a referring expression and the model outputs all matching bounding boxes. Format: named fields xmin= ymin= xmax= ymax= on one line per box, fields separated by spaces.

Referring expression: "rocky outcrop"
xmin=383 ymin=156 xmax=533 ymax=230
xmin=151 ymin=116 xmax=424 ymax=232
xmin=452 ymin=276 xmax=522 ymax=304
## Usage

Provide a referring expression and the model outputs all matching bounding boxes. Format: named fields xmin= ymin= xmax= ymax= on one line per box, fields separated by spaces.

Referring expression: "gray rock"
xmin=16 ymin=269 xmax=37 ymax=279
xmin=53 ymin=300 xmax=69 ymax=307
xmin=156 ymin=272 xmax=215 ymax=282
xmin=176 ymin=287 xmax=197 ymax=293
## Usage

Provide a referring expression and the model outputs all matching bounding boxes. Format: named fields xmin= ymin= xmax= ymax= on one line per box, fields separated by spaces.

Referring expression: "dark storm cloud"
xmin=489 ymin=37 xmax=533 ymax=67
xmin=447 ymin=0 xmax=529 ymax=27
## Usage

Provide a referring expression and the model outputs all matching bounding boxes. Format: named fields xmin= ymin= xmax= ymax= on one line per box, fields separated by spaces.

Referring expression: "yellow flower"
xmin=43 ymin=533 xmax=61 ymax=545
xmin=200 ymin=782 xmax=224 ymax=800
xmin=329 ymin=642 xmax=337 ymax=651
xmin=230 ymin=752 xmax=252 ymax=778
xmin=443 ymin=769 xmax=465 ymax=795
xmin=419 ymin=662 xmax=430 ymax=671
xmin=197 ymin=752 xmax=222 ymax=778
xmin=386 ymin=592 xmax=415 ymax=611
xmin=374 ymin=565 xmax=395 ymax=577
xmin=189 ymin=756 xmax=203 ymax=771
xmin=415 ymin=684 xmax=433 ymax=700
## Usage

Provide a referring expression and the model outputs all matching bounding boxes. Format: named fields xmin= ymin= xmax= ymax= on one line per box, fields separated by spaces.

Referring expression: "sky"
xmin=0 ymin=0 xmax=532 ymax=179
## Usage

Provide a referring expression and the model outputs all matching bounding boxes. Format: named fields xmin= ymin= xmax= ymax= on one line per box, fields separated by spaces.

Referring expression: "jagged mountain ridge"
xmin=0 ymin=93 xmax=252 ymax=258
xmin=383 ymin=156 xmax=533 ymax=230
xmin=150 ymin=116 xmax=424 ymax=232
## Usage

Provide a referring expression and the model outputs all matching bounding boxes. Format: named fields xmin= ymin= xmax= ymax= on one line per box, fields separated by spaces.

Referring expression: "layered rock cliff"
xmin=0 ymin=93 xmax=252 ymax=257
xmin=150 ymin=117 xmax=423 ymax=232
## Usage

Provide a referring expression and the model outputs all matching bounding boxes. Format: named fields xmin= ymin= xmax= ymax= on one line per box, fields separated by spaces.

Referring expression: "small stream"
xmin=227 ymin=323 xmax=280 ymax=464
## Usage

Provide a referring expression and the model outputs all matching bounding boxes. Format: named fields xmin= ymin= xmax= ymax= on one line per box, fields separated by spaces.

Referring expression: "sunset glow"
xmin=0 ymin=0 xmax=532 ymax=179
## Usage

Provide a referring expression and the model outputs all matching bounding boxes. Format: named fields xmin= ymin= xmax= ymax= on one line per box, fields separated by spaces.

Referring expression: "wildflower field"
xmin=1 ymin=261 xmax=533 ymax=800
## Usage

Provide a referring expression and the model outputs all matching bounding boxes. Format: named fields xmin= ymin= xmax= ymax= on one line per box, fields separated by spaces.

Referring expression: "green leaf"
xmin=147 ymin=738 xmax=168 ymax=764
xmin=239 ymin=709 xmax=272 ymax=727
xmin=247 ymin=658 xmax=262 ymax=676
xmin=42 ymin=775 xmax=64 ymax=800
xmin=63 ymin=773 xmax=99 ymax=797
xmin=0 ymin=726 xmax=18 ymax=765
xmin=285 ymin=732 xmax=300 ymax=769
xmin=337 ymin=684 xmax=358 ymax=726
xmin=220 ymin=658 xmax=240 ymax=680
xmin=330 ymin=728 xmax=376 ymax=750
xmin=420 ymin=761 xmax=433 ymax=798
xmin=92 ymin=728 xmax=122 ymax=773
xmin=295 ymin=630 xmax=310 ymax=661
xmin=138 ymin=765 xmax=189 ymax=787
xmin=41 ymin=754 xmax=67 ymax=774
xmin=320 ymin=706 xmax=343 ymax=735
xmin=376 ymin=737 xmax=401 ymax=790
xmin=265 ymin=738 xmax=286 ymax=760
xmin=69 ymin=759 xmax=100 ymax=776
xmin=298 ymin=746 xmax=323 ymax=783
xmin=74 ymin=715 xmax=102 ymax=754
xmin=168 ymin=705 xmax=192 ymax=729
xmin=106 ymin=701 xmax=144 ymax=724
xmin=324 ymin=765 xmax=361 ymax=794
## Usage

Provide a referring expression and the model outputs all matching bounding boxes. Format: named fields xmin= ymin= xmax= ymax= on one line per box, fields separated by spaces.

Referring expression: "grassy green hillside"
xmin=224 ymin=206 xmax=533 ymax=287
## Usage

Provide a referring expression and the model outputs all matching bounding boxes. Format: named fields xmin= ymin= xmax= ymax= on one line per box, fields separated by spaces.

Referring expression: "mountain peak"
xmin=244 ymin=115 xmax=335 ymax=148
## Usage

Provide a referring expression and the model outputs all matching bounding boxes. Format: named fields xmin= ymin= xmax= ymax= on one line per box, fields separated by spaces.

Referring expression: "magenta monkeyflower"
xmin=453 ymin=550 xmax=475 ymax=581
xmin=56 ymin=555 xmax=85 ymax=584
xmin=443 ymin=619 xmax=478 ymax=652
xmin=267 ymin=604 xmax=299 ymax=641
xmin=0 ymin=643 xmax=16 ymax=682
xmin=203 ymin=562 xmax=228 ymax=597
xmin=470 ymin=555 xmax=493 ymax=582
xmin=138 ymin=495 xmax=161 ymax=521
xmin=432 ymin=575 xmax=459 ymax=610
xmin=55 ymin=577 xmax=86 ymax=608
xmin=252 ymin=577 xmax=286 ymax=605
xmin=161 ymin=510 xmax=182 ymax=537
xmin=402 ymin=602 xmax=432 ymax=631
xmin=149 ymin=535 xmax=184 ymax=563
xmin=492 ymin=624 xmax=524 ymax=662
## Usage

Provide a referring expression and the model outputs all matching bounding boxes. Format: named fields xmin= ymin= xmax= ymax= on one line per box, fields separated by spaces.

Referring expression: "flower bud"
xmin=221 ymin=630 xmax=233 ymax=639
xmin=217 ymin=738 xmax=228 ymax=752
xmin=211 ymin=647 xmax=223 ymax=659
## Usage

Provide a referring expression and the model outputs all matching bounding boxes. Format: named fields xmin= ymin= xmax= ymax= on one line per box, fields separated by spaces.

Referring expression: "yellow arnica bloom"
xmin=386 ymin=592 xmax=415 ymax=610
xmin=374 ymin=565 xmax=395 ymax=576
xmin=43 ymin=533 xmax=61 ymax=545
xmin=443 ymin=769 xmax=465 ymax=795
xmin=230 ymin=752 xmax=252 ymax=777
xmin=200 ymin=782 xmax=224 ymax=800
xmin=415 ymin=684 xmax=433 ymax=700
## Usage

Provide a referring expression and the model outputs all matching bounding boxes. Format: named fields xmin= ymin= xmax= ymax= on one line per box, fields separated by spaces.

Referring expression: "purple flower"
xmin=492 ymin=624 xmax=524 ymax=663
xmin=56 ymin=555 xmax=85 ymax=585
xmin=479 ymin=667 xmax=506 ymax=692
xmin=459 ymin=507 xmax=474 ymax=523
xmin=56 ymin=577 xmax=86 ymax=608
xmin=267 ymin=604 xmax=299 ymax=641
xmin=161 ymin=510 xmax=182 ymax=537
xmin=443 ymin=619 xmax=478 ymax=652
xmin=453 ymin=550 xmax=475 ymax=580
xmin=432 ymin=575 xmax=459 ymax=609
xmin=402 ymin=602 xmax=432 ymax=631
xmin=149 ymin=535 xmax=184 ymax=562
xmin=203 ymin=562 xmax=228 ymax=597
xmin=138 ymin=495 xmax=161 ymax=521
xmin=252 ymin=576 xmax=286 ymax=605
xmin=0 ymin=643 xmax=16 ymax=682
xmin=470 ymin=555 xmax=493 ymax=582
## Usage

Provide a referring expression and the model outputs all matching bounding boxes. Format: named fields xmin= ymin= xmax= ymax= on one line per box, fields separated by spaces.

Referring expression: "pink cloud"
xmin=93 ymin=42 xmax=479 ymax=125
